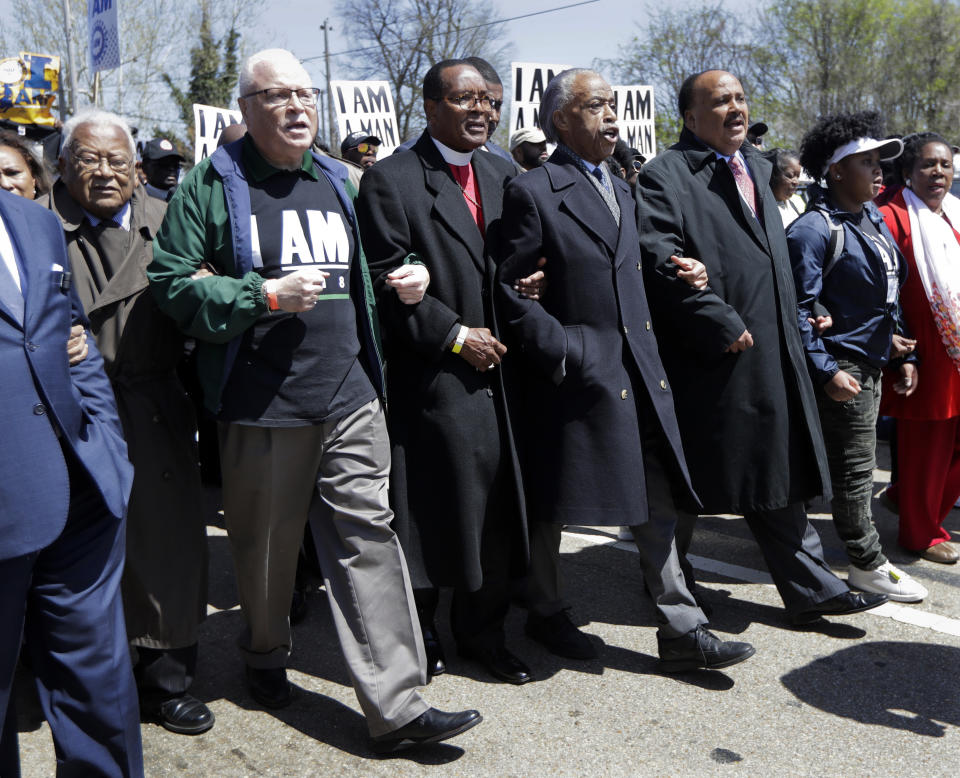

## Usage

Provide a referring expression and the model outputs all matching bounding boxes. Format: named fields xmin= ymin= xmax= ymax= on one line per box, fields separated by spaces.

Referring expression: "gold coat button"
xmin=620 ymin=389 xmax=628 ymax=400
xmin=645 ymin=321 xmax=651 ymax=330
xmin=659 ymin=379 xmax=667 ymax=390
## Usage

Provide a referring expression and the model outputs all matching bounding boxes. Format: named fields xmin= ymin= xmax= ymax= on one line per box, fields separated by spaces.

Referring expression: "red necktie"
xmin=728 ymin=156 xmax=756 ymax=215
xmin=449 ymin=163 xmax=484 ymax=234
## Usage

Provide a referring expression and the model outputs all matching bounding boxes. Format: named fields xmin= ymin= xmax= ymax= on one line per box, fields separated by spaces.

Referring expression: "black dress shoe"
xmin=422 ymin=625 xmax=446 ymax=678
xmin=657 ymin=625 xmax=756 ymax=672
xmin=459 ymin=645 xmax=533 ymax=685
xmin=371 ymin=707 xmax=482 ymax=753
xmin=245 ymin=666 xmax=292 ymax=709
xmin=791 ymin=591 xmax=888 ymax=626
xmin=525 ymin=609 xmax=597 ymax=660
xmin=151 ymin=695 xmax=215 ymax=735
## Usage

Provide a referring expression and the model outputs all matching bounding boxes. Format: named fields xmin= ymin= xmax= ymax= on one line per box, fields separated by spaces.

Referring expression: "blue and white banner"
xmin=88 ymin=0 xmax=120 ymax=73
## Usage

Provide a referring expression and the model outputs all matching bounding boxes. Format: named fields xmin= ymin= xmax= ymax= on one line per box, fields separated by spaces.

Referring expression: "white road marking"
xmin=562 ymin=528 xmax=960 ymax=638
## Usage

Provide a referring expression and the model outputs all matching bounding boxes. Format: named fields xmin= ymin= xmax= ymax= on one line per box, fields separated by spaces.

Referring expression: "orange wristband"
xmin=264 ymin=282 xmax=280 ymax=311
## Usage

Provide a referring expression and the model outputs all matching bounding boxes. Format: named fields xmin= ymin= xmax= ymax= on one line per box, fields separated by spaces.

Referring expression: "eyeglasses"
xmin=354 ymin=142 xmax=379 ymax=154
xmin=442 ymin=93 xmax=503 ymax=112
xmin=241 ymin=87 xmax=321 ymax=108
xmin=70 ymin=149 xmax=132 ymax=174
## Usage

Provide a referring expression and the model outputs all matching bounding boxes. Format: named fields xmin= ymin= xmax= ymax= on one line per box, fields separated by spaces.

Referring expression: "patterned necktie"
xmin=591 ymin=165 xmax=607 ymax=189
xmin=728 ymin=156 xmax=757 ymax=216
xmin=587 ymin=162 xmax=620 ymax=226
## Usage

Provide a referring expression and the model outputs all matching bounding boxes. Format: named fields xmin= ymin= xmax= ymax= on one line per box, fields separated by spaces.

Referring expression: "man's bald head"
xmin=679 ymin=70 xmax=748 ymax=156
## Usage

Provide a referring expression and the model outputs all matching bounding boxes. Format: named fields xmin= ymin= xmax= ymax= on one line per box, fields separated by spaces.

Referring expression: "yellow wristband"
xmin=451 ymin=325 xmax=468 ymax=354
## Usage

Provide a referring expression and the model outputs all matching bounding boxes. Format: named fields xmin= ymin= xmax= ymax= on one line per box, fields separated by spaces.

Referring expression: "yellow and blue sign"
xmin=0 ymin=52 xmax=59 ymax=127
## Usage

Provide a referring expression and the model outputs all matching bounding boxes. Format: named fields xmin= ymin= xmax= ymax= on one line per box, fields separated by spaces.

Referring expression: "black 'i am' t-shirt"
xmin=219 ymin=145 xmax=376 ymax=425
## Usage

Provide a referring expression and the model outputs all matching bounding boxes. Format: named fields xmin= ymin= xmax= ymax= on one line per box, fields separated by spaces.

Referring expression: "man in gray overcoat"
xmin=46 ymin=110 xmax=212 ymax=734
xmin=637 ymin=70 xmax=887 ymax=625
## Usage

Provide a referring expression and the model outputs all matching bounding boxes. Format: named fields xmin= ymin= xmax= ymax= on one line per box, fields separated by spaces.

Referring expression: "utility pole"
xmin=317 ymin=89 xmax=326 ymax=144
xmin=320 ymin=19 xmax=336 ymax=150
xmin=61 ymin=0 xmax=80 ymax=117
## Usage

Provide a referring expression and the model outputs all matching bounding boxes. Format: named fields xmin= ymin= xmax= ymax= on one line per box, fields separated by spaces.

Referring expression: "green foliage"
xmin=162 ymin=2 xmax=240 ymax=154
xmin=611 ymin=0 xmax=960 ymax=154
xmin=880 ymin=0 xmax=960 ymax=135
xmin=612 ymin=3 xmax=755 ymax=150
xmin=752 ymin=0 xmax=894 ymax=142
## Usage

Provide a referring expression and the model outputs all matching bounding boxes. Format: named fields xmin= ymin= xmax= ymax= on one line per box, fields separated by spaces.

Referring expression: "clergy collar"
xmin=429 ymin=135 xmax=475 ymax=166
xmin=83 ymin=200 xmax=131 ymax=231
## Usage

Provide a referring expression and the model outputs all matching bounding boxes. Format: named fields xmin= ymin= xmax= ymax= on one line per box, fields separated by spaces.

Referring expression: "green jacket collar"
xmin=242 ymin=134 xmax=318 ymax=182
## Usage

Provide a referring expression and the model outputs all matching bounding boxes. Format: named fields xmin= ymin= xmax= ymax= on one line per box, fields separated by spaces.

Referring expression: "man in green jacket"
xmin=148 ymin=47 xmax=480 ymax=753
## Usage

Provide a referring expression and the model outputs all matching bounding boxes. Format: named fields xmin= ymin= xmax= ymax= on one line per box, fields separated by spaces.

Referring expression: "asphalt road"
xmin=15 ymin=441 xmax=960 ymax=776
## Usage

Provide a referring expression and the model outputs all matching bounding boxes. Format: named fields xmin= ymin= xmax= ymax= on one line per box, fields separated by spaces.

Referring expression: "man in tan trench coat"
xmin=43 ymin=109 xmax=212 ymax=735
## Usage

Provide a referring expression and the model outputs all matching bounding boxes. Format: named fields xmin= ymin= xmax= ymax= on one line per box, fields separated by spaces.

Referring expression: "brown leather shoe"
xmin=920 ymin=541 xmax=959 ymax=564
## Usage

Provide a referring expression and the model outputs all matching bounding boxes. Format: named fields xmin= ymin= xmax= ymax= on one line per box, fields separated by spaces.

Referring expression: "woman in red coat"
xmin=879 ymin=132 xmax=960 ymax=563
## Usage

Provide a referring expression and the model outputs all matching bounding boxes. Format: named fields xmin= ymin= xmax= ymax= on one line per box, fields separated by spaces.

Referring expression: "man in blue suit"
xmin=0 ymin=188 xmax=143 ymax=777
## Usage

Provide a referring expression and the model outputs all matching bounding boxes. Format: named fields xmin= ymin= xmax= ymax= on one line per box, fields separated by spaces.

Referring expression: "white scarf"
xmin=903 ymin=186 xmax=960 ymax=373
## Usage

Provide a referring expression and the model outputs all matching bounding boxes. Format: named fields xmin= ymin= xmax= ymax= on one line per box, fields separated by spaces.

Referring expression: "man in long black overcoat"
xmin=636 ymin=70 xmax=886 ymax=624
xmin=493 ymin=68 xmax=755 ymax=671
xmin=356 ymin=59 xmax=531 ymax=683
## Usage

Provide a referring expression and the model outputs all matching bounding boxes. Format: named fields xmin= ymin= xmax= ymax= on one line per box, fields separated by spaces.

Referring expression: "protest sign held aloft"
xmin=0 ymin=53 xmax=59 ymax=126
xmin=509 ymin=62 xmax=571 ymax=134
xmin=192 ymin=103 xmax=243 ymax=164
xmin=612 ymin=84 xmax=656 ymax=158
xmin=88 ymin=0 xmax=120 ymax=73
xmin=330 ymin=80 xmax=399 ymax=156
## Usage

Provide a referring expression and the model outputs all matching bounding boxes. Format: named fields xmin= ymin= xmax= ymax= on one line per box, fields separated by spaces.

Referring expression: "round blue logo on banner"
xmin=91 ymin=21 xmax=107 ymax=64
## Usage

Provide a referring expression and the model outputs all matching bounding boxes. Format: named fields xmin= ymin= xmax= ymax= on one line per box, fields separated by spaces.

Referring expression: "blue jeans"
xmin=816 ymin=357 xmax=885 ymax=570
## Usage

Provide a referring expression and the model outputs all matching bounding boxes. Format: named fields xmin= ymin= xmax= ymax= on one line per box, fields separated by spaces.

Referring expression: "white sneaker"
xmin=848 ymin=562 xmax=928 ymax=603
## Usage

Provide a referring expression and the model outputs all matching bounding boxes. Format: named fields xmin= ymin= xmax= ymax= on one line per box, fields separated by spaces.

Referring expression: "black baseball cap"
xmin=340 ymin=131 xmax=381 ymax=155
xmin=141 ymin=138 xmax=184 ymax=162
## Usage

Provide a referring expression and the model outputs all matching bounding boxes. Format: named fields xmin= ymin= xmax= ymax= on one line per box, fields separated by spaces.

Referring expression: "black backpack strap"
xmin=819 ymin=209 xmax=845 ymax=280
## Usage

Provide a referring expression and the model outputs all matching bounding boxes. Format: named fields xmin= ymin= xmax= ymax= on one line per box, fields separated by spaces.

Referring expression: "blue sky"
xmin=274 ymin=0 xmax=668 ymax=86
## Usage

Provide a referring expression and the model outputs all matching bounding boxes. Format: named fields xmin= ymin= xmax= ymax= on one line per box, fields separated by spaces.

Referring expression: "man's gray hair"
xmin=540 ymin=68 xmax=594 ymax=144
xmin=239 ymin=49 xmax=309 ymax=96
xmin=60 ymin=109 xmax=136 ymax=158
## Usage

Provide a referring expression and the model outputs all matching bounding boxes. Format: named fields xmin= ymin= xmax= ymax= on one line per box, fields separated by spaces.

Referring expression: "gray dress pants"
xmin=218 ymin=398 xmax=429 ymax=736
xmin=527 ymin=441 xmax=707 ymax=640
xmin=676 ymin=503 xmax=848 ymax=615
